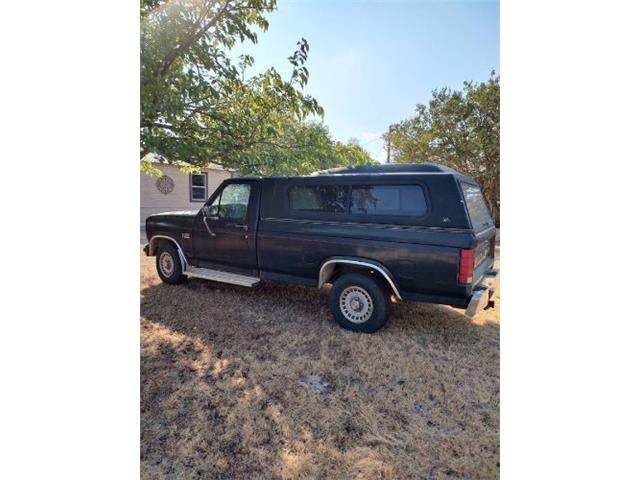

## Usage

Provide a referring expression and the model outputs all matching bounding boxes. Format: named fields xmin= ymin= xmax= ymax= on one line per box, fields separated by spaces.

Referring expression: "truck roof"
xmin=309 ymin=163 xmax=458 ymax=175
xmin=237 ymin=163 xmax=475 ymax=183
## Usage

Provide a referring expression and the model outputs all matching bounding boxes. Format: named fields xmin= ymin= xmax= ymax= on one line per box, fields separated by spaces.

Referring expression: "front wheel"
xmin=156 ymin=242 xmax=186 ymax=285
xmin=329 ymin=272 xmax=389 ymax=333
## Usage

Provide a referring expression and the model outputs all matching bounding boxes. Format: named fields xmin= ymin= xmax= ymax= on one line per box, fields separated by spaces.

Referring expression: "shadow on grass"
xmin=140 ymin=278 xmax=500 ymax=479
xmin=141 ymin=277 xmax=496 ymax=338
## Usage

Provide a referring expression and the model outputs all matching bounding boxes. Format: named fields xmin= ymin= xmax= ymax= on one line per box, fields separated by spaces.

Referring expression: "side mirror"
xmin=203 ymin=205 xmax=217 ymax=218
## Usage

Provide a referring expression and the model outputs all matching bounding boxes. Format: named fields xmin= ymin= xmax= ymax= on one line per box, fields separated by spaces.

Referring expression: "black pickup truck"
xmin=144 ymin=163 xmax=499 ymax=332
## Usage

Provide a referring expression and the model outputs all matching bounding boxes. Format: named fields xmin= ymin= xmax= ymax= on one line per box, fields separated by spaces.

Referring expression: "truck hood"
xmin=149 ymin=210 xmax=200 ymax=219
xmin=146 ymin=210 xmax=199 ymax=231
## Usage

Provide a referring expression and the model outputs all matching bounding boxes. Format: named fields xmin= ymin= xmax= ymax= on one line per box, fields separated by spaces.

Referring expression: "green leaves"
xmin=231 ymin=121 xmax=375 ymax=176
xmin=288 ymin=39 xmax=311 ymax=87
xmin=140 ymin=0 xmax=324 ymax=170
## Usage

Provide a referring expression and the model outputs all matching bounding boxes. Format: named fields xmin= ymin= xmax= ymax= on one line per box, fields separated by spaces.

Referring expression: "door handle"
xmin=234 ymin=224 xmax=248 ymax=230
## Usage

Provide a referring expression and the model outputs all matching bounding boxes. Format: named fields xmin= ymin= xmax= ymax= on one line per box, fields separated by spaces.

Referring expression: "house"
xmin=140 ymin=161 xmax=232 ymax=226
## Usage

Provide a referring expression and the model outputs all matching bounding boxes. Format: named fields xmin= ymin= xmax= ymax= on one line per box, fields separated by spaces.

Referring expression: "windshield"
xmin=461 ymin=183 xmax=494 ymax=231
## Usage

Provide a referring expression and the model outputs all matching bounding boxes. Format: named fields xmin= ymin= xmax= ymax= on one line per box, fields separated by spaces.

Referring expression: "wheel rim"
xmin=159 ymin=251 xmax=175 ymax=277
xmin=339 ymin=286 xmax=374 ymax=324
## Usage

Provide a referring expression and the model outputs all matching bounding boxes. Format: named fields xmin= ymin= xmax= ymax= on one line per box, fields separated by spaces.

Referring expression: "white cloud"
xmin=360 ymin=131 xmax=380 ymax=143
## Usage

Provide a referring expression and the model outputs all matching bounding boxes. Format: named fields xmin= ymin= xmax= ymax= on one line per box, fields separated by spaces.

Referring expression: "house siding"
xmin=140 ymin=164 xmax=231 ymax=225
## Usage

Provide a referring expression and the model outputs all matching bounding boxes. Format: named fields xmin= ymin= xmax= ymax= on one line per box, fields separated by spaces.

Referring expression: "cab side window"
xmin=208 ymin=183 xmax=252 ymax=221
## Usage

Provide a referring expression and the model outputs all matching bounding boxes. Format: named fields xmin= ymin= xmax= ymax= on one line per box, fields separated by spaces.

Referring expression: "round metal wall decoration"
xmin=156 ymin=175 xmax=175 ymax=194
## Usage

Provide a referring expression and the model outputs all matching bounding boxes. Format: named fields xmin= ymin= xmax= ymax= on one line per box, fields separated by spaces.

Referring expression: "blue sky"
xmin=233 ymin=0 xmax=499 ymax=161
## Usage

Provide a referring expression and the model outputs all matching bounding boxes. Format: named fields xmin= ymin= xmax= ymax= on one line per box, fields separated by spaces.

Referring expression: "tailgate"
xmin=472 ymin=229 xmax=496 ymax=286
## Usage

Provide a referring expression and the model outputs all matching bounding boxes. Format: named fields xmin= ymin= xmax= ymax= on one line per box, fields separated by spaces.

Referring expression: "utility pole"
xmin=385 ymin=126 xmax=392 ymax=163
xmin=385 ymin=137 xmax=390 ymax=163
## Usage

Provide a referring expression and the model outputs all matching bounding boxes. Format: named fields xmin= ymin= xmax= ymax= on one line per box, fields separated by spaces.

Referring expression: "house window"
xmin=190 ymin=172 xmax=208 ymax=202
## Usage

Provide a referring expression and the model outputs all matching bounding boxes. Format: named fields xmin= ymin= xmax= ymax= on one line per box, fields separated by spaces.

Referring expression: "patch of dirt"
xmin=141 ymin=250 xmax=500 ymax=479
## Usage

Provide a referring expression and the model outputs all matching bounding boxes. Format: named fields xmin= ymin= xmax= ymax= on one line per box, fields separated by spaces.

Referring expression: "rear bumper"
xmin=465 ymin=268 xmax=500 ymax=317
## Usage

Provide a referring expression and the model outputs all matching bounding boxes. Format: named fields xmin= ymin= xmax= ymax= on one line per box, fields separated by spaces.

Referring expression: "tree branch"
xmin=156 ymin=0 xmax=232 ymax=80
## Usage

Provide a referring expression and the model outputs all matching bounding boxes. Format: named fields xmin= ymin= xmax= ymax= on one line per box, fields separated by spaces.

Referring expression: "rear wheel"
xmin=329 ymin=272 xmax=389 ymax=333
xmin=156 ymin=242 xmax=186 ymax=285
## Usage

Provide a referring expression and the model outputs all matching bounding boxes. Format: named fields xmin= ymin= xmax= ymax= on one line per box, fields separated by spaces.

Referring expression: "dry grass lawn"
xmin=141 ymin=249 xmax=500 ymax=479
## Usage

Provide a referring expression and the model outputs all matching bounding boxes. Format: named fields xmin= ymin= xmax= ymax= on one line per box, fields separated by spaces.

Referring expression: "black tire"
xmin=329 ymin=272 xmax=389 ymax=333
xmin=156 ymin=242 xmax=186 ymax=285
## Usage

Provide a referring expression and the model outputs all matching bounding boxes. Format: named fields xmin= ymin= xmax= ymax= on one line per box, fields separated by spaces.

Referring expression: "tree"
xmin=384 ymin=72 xmax=500 ymax=224
xmin=233 ymin=121 xmax=375 ymax=176
xmin=140 ymin=0 xmax=323 ymax=172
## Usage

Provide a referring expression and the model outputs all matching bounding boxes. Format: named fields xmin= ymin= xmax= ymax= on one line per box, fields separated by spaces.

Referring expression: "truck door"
xmin=191 ymin=179 xmax=260 ymax=276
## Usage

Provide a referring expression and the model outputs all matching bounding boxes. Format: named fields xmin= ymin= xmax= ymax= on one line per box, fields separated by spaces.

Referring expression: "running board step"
xmin=185 ymin=266 xmax=260 ymax=287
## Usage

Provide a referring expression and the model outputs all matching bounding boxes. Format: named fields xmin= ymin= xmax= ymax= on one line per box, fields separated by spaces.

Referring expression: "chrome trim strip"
xmin=262 ymin=216 xmax=471 ymax=234
xmin=318 ymin=258 xmax=403 ymax=300
xmin=148 ymin=235 xmax=188 ymax=274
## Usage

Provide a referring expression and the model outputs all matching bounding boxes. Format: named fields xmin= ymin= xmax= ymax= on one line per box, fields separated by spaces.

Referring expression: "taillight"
xmin=459 ymin=249 xmax=475 ymax=285
xmin=489 ymin=236 xmax=496 ymax=258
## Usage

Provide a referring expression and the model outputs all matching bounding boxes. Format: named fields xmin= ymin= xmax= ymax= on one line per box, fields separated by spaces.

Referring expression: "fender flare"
xmin=318 ymin=256 xmax=402 ymax=300
xmin=148 ymin=235 xmax=188 ymax=273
